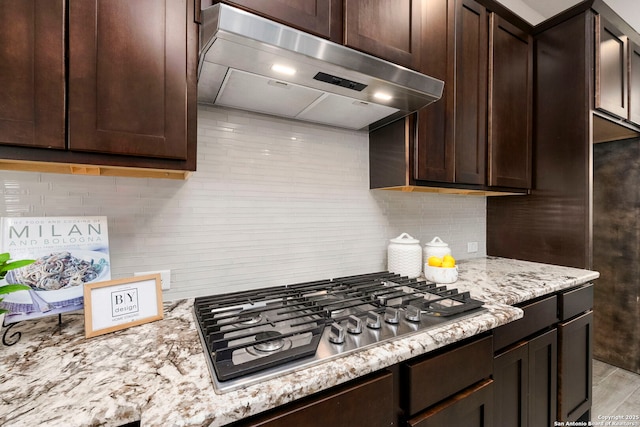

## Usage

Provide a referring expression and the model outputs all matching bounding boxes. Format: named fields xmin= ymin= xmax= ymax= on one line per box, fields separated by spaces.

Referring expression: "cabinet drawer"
xmin=559 ymin=283 xmax=593 ymax=321
xmin=493 ymin=295 xmax=558 ymax=351
xmin=407 ymin=379 xmax=494 ymax=427
xmin=235 ymin=371 xmax=394 ymax=426
xmin=403 ymin=335 xmax=493 ymax=416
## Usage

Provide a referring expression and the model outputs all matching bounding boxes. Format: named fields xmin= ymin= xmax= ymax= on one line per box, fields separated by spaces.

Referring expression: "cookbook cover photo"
xmin=0 ymin=216 xmax=111 ymax=324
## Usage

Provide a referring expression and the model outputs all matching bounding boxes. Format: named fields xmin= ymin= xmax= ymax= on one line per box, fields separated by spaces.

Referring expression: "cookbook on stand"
xmin=0 ymin=216 xmax=111 ymax=324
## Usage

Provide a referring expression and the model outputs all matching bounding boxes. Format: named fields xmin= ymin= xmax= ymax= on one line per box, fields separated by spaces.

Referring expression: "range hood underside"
xmin=208 ymin=66 xmax=400 ymax=130
xmin=197 ymin=5 xmax=443 ymax=131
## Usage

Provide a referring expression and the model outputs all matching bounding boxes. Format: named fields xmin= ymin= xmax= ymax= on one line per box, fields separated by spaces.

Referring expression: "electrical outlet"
xmin=467 ymin=242 xmax=478 ymax=253
xmin=134 ymin=270 xmax=171 ymax=290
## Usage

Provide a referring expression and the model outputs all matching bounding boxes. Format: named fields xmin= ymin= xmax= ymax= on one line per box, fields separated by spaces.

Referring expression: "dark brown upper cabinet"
xmin=0 ymin=0 xmax=65 ymax=150
xmin=213 ymin=0 xmax=342 ymax=42
xmin=211 ymin=1 xmax=419 ymax=67
xmin=0 ymin=0 xmax=197 ymax=178
xmin=344 ymin=0 xmax=422 ymax=70
xmin=595 ymin=15 xmax=629 ymax=120
xmin=413 ymin=0 xmax=531 ymax=191
xmin=487 ymin=13 xmax=532 ymax=189
xmin=68 ymin=0 xmax=194 ymax=160
xmin=455 ymin=0 xmax=489 ymax=185
xmin=414 ymin=0 xmax=454 ymax=183
xmin=629 ymin=41 xmax=640 ymax=126
xmin=415 ymin=0 xmax=488 ymax=185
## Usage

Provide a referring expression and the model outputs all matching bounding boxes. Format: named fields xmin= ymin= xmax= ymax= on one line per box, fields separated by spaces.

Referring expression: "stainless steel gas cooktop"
xmin=193 ymin=272 xmax=485 ymax=394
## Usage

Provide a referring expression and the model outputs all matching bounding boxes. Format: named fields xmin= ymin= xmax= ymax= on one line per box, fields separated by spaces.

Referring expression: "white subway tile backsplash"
xmin=0 ymin=106 xmax=486 ymax=299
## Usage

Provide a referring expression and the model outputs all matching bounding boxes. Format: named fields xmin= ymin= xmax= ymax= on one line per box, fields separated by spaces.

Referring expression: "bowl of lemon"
xmin=424 ymin=254 xmax=458 ymax=283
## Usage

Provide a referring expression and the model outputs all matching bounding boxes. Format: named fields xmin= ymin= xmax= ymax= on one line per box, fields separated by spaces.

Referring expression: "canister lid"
xmin=425 ymin=236 xmax=448 ymax=247
xmin=390 ymin=232 xmax=420 ymax=244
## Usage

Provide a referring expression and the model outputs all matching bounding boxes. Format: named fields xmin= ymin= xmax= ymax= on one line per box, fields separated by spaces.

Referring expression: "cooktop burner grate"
xmin=193 ymin=272 xmax=485 ymax=391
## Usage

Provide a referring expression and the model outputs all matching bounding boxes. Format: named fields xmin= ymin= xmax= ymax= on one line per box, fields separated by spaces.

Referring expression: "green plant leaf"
xmin=0 ymin=284 xmax=30 ymax=294
xmin=0 ymin=253 xmax=10 ymax=263
xmin=0 ymin=259 xmax=35 ymax=277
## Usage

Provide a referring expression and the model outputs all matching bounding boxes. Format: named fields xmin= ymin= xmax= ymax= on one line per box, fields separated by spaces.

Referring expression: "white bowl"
xmin=424 ymin=265 xmax=458 ymax=284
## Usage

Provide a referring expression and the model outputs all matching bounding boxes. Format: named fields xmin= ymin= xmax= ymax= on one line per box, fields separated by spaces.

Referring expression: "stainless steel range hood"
xmin=198 ymin=4 xmax=444 ymax=131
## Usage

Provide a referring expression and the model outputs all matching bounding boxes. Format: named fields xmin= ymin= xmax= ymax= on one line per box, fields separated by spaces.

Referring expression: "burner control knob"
xmin=347 ymin=315 xmax=363 ymax=334
xmin=366 ymin=311 xmax=381 ymax=329
xmin=405 ymin=305 xmax=421 ymax=322
xmin=384 ymin=307 xmax=399 ymax=324
xmin=329 ymin=323 xmax=345 ymax=344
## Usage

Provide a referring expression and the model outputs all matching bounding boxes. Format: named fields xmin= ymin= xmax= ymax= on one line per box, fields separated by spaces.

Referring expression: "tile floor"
xmin=592 ymin=359 xmax=640 ymax=422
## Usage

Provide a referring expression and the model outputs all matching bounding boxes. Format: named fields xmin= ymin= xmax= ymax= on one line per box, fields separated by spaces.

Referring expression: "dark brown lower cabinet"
xmin=226 ymin=285 xmax=592 ymax=427
xmin=493 ymin=329 xmax=558 ymax=427
xmin=528 ymin=329 xmax=558 ymax=427
xmin=558 ymin=311 xmax=593 ymax=422
xmin=407 ymin=379 xmax=494 ymax=427
xmin=494 ymin=341 xmax=528 ymax=426
xmin=231 ymin=371 xmax=394 ymax=427
xmin=233 ymin=335 xmax=494 ymax=427
xmin=492 ymin=284 xmax=594 ymax=426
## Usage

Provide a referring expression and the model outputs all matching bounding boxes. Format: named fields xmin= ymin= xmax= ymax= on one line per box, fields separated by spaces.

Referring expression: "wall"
xmin=593 ymin=138 xmax=640 ymax=374
xmin=0 ymin=106 xmax=486 ymax=300
xmin=494 ymin=0 xmax=545 ymax=24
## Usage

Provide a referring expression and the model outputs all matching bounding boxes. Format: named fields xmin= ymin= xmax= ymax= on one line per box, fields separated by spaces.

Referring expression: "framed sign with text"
xmin=83 ymin=274 xmax=163 ymax=338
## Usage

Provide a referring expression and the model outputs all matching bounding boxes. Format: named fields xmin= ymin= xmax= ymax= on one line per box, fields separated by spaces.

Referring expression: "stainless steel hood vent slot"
xmin=198 ymin=4 xmax=444 ymax=131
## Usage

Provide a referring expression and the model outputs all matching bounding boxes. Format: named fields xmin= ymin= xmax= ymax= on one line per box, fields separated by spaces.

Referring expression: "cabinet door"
xmin=595 ymin=15 xmax=628 ymax=119
xmin=493 ymin=341 xmax=528 ymax=427
xmin=344 ymin=0 xmax=421 ymax=70
xmin=214 ymin=0 xmax=342 ymax=42
xmin=0 ymin=0 xmax=65 ymax=149
xmin=235 ymin=371 xmax=394 ymax=427
xmin=414 ymin=0 xmax=455 ymax=182
xmin=528 ymin=329 xmax=558 ymax=427
xmin=629 ymin=42 xmax=640 ymax=125
xmin=408 ymin=379 xmax=494 ymax=427
xmin=454 ymin=0 xmax=488 ymax=185
xmin=68 ymin=0 xmax=195 ymax=160
xmin=558 ymin=311 xmax=593 ymax=422
xmin=487 ymin=13 xmax=532 ymax=189
xmin=415 ymin=0 xmax=487 ymax=185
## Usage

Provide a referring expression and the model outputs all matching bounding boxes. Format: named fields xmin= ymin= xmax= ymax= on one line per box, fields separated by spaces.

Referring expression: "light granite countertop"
xmin=0 ymin=257 xmax=599 ymax=427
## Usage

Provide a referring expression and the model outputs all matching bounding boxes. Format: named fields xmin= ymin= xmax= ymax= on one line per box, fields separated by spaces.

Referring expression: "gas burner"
xmin=303 ymin=291 xmax=348 ymax=316
xmin=249 ymin=331 xmax=289 ymax=354
xmin=323 ymin=297 xmax=348 ymax=316
xmin=329 ymin=307 xmax=346 ymax=317
xmin=237 ymin=311 xmax=263 ymax=325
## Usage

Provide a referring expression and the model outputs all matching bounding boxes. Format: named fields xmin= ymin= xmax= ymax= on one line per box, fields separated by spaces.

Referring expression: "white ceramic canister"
xmin=423 ymin=236 xmax=451 ymax=262
xmin=387 ymin=233 xmax=422 ymax=278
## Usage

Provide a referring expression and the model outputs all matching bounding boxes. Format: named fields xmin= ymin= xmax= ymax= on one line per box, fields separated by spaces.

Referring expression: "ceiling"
xmin=496 ymin=0 xmax=640 ymax=33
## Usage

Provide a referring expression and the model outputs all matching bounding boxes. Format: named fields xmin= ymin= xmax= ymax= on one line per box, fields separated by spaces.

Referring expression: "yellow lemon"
xmin=442 ymin=254 xmax=456 ymax=267
xmin=427 ymin=256 xmax=442 ymax=267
